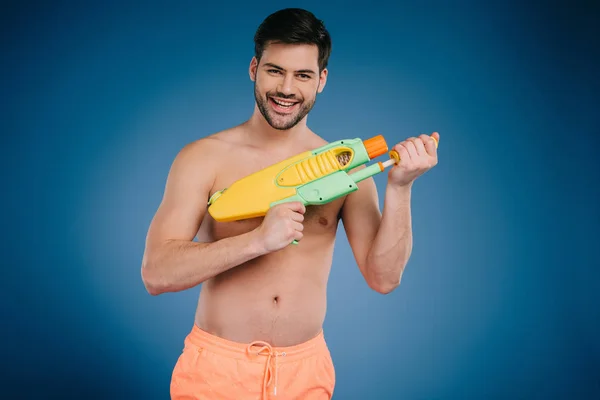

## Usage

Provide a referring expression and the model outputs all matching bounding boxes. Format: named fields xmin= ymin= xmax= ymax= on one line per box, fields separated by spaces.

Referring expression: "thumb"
xmin=431 ymin=131 xmax=440 ymax=145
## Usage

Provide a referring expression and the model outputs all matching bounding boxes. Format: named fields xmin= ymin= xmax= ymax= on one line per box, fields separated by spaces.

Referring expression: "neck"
xmin=244 ymin=106 xmax=310 ymax=151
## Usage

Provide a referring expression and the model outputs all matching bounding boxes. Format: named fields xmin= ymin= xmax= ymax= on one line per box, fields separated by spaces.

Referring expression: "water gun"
xmin=207 ymin=134 xmax=438 ymax=223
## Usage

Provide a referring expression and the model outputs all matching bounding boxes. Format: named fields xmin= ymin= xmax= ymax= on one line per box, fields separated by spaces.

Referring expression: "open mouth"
xmin=269 ymin=97 xmax=300 ymax=113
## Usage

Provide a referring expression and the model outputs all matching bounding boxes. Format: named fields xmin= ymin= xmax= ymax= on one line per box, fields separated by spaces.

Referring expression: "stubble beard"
xmin=254 ymin=82 xmax=317 ymax=131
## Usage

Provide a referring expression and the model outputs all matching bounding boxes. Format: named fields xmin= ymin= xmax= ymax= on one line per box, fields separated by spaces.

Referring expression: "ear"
xmin=317 ymin=68 xmax=328 ymax=93
xmin=249 ymin=57 xmax=258 ymax=82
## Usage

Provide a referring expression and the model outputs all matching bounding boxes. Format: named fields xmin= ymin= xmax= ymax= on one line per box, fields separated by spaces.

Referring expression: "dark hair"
xmin=254 ymin=8 xmax=332 ymax=71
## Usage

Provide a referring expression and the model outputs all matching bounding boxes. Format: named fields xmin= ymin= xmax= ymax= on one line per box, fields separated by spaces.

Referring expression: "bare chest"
xmin=199 ymin=153 xmax=345 ymax=242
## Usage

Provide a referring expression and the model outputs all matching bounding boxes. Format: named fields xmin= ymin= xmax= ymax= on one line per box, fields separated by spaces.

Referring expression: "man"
xmin=141 ymin=8 xmax=439 ymax=400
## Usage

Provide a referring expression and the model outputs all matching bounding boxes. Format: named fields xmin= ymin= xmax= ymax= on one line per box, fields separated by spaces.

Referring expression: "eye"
xmin=297 ymin=74 xmax=311 ymax=80
xmin=268 ymin=69 xmax=282 ymax=74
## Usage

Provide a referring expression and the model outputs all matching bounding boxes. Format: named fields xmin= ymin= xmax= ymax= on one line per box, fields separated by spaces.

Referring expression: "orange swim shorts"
xmin=170 ymin=324 xmax=336 ymax=399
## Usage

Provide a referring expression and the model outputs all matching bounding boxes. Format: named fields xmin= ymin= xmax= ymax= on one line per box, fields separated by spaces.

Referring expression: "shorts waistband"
xmin=184 ymin=324 xmax=327 ymax=364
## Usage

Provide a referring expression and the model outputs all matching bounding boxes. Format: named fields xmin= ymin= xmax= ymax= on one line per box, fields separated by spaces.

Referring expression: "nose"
xmin=277 ymin=74 xmax=295 ymax=95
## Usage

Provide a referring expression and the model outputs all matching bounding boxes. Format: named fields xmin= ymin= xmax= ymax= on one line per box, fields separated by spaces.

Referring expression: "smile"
xmin=269 ymin=97 xmax=300 ymax=113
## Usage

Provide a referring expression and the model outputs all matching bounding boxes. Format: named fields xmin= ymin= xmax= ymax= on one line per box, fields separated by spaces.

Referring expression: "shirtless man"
xmin=141 ymin=8 xmax=439 ymax=400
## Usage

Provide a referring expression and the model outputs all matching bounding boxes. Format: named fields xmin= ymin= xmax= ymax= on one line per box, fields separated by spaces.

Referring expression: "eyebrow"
xmin=263 ymin=62 xmax=317 ymax=75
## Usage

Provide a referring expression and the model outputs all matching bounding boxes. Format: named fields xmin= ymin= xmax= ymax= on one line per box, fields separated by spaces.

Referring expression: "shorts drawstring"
xmin=247 ymin=341 xmax=287 ymax=398
xmin=171 ymin=325 xmax=332 ymax=399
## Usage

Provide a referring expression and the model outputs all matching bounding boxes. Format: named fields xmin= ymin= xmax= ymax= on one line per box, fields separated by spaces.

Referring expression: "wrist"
xmin=386 ymin=180 xmax=413 ymax=195
xmin=247 ymin=227 xmax=269 ymax=256
xmin=385 ymin=180 xmax=412 ymax=208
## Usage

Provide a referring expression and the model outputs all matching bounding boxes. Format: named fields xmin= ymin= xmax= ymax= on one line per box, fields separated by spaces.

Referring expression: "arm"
xmin=342 ymin=133 xmax=439 ymax=294
xmin=341 ymin=175 xmax=412 ymax=294
xmin=141 ymin=139 xmax=269 ymax=296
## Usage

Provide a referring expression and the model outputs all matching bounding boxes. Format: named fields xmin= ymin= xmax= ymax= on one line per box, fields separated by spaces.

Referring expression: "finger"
xmin=293 ymin=221 xmax=304 ymax=232
xmin=290 ymin=226 xmax=303 ymax=240
xmin=403 ymin=140 xmax=418 ymax=160
xmin=431 ymin=131 xmax=440 ymax=144
xmin=394 ymin=143 xmax=410 ymax=163
xmin=290 ymin=211 xmax=304 ymax=223
xmin=419 ymin=134 xmax=436 ymax=156
xmin=286 ymin=201 xmax=306 ymax=214
xmin=422 ymin=134 xmax=437 ymax=156
xmin=413 ymin=135 xmax=429 ymax=156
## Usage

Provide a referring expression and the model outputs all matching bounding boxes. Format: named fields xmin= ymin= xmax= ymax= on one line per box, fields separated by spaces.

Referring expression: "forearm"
xmin=365 ymin=182 xmax=413 ymax=293
xmin=142 ymin=229 xmax=267 ymax=295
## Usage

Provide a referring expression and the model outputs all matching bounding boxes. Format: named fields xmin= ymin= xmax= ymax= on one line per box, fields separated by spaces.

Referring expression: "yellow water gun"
xmin=207 ymin=134 xmax=437 ymax=222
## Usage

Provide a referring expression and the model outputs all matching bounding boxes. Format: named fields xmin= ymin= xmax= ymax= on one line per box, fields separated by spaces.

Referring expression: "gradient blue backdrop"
xmin=3 ymin=1 xmax=599 ymax=399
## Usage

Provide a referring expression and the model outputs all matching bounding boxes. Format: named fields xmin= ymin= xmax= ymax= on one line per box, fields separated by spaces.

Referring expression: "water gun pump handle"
xmin=385 ymin=134 xmax=439 ymax=167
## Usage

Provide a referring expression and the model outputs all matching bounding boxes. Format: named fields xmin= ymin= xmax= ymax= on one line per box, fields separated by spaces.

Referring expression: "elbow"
xmin=141 ymin=266 xmax=162 ymax=296
xmin=141 ymin=257 xmax=168 ymax=296
xmin=365 ymin=261 xmax=403 ymax=295
xmin=369 ymin=279 xmax=400 ymax=295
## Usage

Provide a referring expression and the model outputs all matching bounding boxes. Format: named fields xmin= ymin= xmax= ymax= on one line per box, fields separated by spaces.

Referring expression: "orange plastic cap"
xmin=363 ymin=135 xmax=388 ymax=159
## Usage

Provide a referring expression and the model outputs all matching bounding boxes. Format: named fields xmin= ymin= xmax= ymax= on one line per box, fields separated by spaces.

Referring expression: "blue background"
xmin=3 ymin=1 xmax=599 ymax=398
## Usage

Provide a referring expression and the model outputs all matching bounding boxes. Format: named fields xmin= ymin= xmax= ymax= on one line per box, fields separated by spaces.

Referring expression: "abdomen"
xmin=194 ymin=235 xmax=335 ymax=346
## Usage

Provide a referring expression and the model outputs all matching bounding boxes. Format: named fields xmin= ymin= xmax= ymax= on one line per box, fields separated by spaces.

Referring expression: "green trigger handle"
xmin=271 ymin=164 xmax=385 ymax=246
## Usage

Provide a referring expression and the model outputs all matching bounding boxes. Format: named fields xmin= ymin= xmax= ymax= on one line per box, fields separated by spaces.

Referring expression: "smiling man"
xmin=141 ymin=8 xmax=439 ymax=400
xmin=254 ymin=57 xmax=320 ymax=130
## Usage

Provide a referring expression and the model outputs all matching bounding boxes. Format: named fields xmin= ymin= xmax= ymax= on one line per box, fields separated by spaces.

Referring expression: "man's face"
xmin=250 ymin=42 xmax=327 ymax=130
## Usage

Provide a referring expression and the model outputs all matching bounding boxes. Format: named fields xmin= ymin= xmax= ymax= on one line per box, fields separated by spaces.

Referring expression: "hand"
xmin=388 ymin=132 xmax=439 ymax=187
xmin=255 ymin=201 xmax=305 ymax=252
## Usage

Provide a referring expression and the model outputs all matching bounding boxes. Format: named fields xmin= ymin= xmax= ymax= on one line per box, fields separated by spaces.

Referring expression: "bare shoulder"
xmin=175 ymin=132 xmax=232 ymax=166
xmin=169 ymin=128 xmax=240 ymax=182
xmin=145 ymin=127 xmax=242 ymax=245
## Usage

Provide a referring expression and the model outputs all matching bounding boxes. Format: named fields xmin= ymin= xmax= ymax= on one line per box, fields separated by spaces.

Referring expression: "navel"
xmin=273 ymin=296 xmax=279 ymax=304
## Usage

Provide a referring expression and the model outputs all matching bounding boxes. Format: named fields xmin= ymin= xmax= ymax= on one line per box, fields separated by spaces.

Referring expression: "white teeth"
xmin=272 ymin=98 xmax=296 ymax=107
